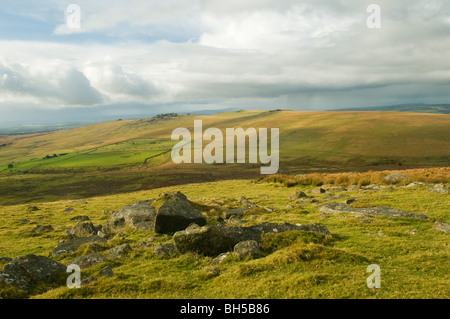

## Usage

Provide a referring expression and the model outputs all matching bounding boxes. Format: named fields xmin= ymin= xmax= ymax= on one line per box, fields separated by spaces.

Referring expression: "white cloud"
xmin=83 ymin=58 xmax=159 ymax=100
xmin=52 ymin=0 xmax=203 ymax=36
xmin=0 ymin=58 xmax=104 ymax=106
xmin=199 ymin=5 xmax=358 ymax=52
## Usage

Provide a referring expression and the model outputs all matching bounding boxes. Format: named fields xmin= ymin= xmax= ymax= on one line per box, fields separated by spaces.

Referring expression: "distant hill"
xmin=331 ymin=104 xmax=450 ymax=114
xmin=1 ymin=110 xmax=449 ymax=204
xmin=2 ymin=110 xmax=449 ymax=172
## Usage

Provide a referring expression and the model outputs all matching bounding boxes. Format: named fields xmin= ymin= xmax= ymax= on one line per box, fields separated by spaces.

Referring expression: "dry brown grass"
xmin=258 ymin=167 xmax=450 ymax=187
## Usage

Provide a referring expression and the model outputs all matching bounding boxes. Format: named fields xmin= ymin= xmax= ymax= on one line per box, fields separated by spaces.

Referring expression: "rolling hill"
xmin=332 ymin=104 xmax=450 ymax=114
xmin=0 ymin=110 xmax=449 ymax=205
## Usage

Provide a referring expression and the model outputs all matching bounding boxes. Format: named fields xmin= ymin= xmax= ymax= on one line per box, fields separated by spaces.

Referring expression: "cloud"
xmin=83 ymin=58 xmax=159 ymax=100
xmin=2 ymin=0 xmax=450 ymax=122
xmin=0 ymin=58 xmax=104 ymax=106
xmin=52 ymin=0 xmax=203 ymax=37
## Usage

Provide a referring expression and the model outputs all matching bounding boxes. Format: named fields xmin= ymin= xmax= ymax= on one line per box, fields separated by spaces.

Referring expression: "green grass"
xmin=2 ymin=138 xmax=176 ymax=173
xmin=0 ymin=179 xmax=448 ymax=299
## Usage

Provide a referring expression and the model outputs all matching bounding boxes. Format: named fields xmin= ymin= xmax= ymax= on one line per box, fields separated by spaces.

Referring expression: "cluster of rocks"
xmin=173 ymin=222 xmax=331 ymax=257
xmin=0 ymin=191 xmax=333 ymax=294
xmin=0 ymin=255 xmax=67 ymax=292
xmin=2 ymin=185 xmax=447 ymax=295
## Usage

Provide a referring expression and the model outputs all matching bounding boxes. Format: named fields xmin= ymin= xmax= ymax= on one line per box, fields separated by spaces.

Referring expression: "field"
xmin=0 ymin=110 xmax=449 ymax=299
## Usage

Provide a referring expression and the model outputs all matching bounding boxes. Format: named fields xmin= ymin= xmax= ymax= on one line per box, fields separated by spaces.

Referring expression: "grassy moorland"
xmin=0 ymin=110 xmax=449 ymax=205
xmin=0 ymin=111 xmax=448 ymax=299
xmin=0 ymin=172 xmax=448 ymax=299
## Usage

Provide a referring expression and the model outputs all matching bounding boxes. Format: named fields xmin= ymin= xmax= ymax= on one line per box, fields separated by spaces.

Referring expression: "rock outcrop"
xmin=52 ymin=235 xmax=108 ymax=257
xmin=154 ymin=192 xmax=206 ymax=233
xmin=433 ymin=220 xmax=450 ymax=233
xmin=234 ymin=240 xmax=261 ymax=259
xmin=319 ymin=202 xmax=429 ymax=220
xmin=65 ymin=221 xmax=99 ymax=236
xmin=103 ymin=192 xmax=206 ymax=234
xmin=103 ymin=200 xmax=157 ymax=233
xmin=0 ymin=255 xmax=66 ymax=292
xmin=153 ymin=242 xmax=177 ymax=258
xmin=383 ymin=173 xmax=407 ymax=184
xmin=69 ymin=254 xmax=106 ymax=269
xmin=173 ymin=222 xmax=331 ymax=256
xmin=105 ymin=244 xmax=132 ymax=260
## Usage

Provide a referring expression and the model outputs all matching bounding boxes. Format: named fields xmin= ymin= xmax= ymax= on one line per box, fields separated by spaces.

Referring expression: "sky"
xmin=1 ymin=0 xmax=450 ymax=124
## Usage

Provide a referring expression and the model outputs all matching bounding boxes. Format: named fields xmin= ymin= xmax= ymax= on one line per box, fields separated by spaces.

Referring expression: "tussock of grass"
xmin=0 ymin=282 xmax=29 ymax=299
xmin=259 ymin=230 xmax=331 ymax=253
xmin=259 ymin=167 xmax=450 ymax=187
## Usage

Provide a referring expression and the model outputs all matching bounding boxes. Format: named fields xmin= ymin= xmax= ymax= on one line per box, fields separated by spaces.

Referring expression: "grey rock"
xmin=223 ymin=208 xmax=248 ymax=219
xmin=239 ymin=196 xmax=258 ymax=208
xmin=433 ymin=220 xmax=450 ymax=233
xmin=105 ymin=244 xmax=132 ymax=260
xmin=383 ymin=173 xmax=407 ymax=184
xmin=298 ymin=198 xmax=319 ymax=204
xmin=154 ymin=194 xmax=206 ymax=233
xmin=252 ymin=222 xmax=331 ymax=236
xmin=98 ymin=266 xmax=114 ymax=277
xmin=64 ymin=208 xmax=74 ymax=213
xmin=0 ymin=255 xmax=66 ymax=292
xmin=173 ymin=222 xmax=331 ymax=256
xmin=103 ymin=192 xmax=206 ymax=234
xmin=0 ymin=257 xmax=13 ymax=262
xmin=347 ymin=185 xmax=360 ymax=191
xmin=225 ymin=216 xmax=245 ymax=226
xmin=88 ymin=243 xmax=105 ymax=253
xmin=428 ymin=187 xmax=448 ymax=194
xmin=319 ymin=202 xmax=429 ymax=220
xmin=210 ymin=253 xmax=231 ymax=266
xmin=345 ymin=198 xmax=356 ymax=205
xmin=17 ymin=219 xmax=29 ymax=223
xmin=234 ymin=240 xmax=261 ymax=259
xmin=103 ymin=200 xmax=156 ymax=233
xmin=52 ymin=235 xmax=107 ymax=257
xmin=310 ymin=187 xmax=326 ymax=194
xmin=289 ymin=191 xmax=308 ymax=200
xmin=174 ymin=225 xmax=234 ymax=256
xmin=97 ymin=231 xmax=108 ymax=239
xmin=158 ymin=191 xmax=188 ymax=201
xmin=153 ymin=242 xmax=177 ymax=258
xmin=32 ymin=225 xmax=54 ymax=233
xmin=70 ymin=215 xmax=90 ymax=221
xmin=363 ymin=184 xmax=380 ymax=190
xmin=69 ymin=254 xmax=106 ymax=269
xmin=65 ymin=221 xmax=97 ymax=236
xmin=135 ymin=242 xmax=154 ymax=249
xmin=81 ymin=276 xmax=96 ymax=286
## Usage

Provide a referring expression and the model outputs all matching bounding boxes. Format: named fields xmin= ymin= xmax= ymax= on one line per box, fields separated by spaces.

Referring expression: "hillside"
xmin=0 ymin=110 xmax=449 ymax=205
xmin=333 ymin=104 xmax=450 ymax=114
xmin=0 ymin=170 xmax=449 ymax=299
